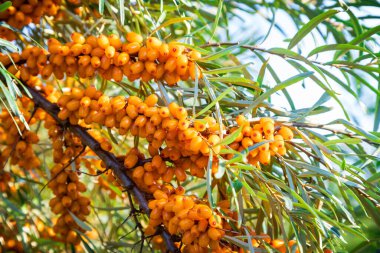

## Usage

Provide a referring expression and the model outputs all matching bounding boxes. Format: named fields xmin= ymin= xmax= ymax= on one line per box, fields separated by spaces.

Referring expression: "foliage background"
xmin=0 ymin=0 xmax=379 ymax=252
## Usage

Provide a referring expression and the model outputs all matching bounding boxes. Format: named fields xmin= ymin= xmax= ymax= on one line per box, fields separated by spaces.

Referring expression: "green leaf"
xmin=224 ymin=235 xmax=249 ymax=250
xmin=0 ymin=1 xmax=11 ymax=13
xmin=79 ymin=236 xmax=95 ymax=253
xmin=69 ymin=211 xmax=92 ymax=231
xmin=119 ymin=0 xmax=125 ymax=25
xmin=375 ymin=69 xmax=380 ymax=131
xmin=348 ymin=25 xmax=380 ymax=46
xmin=231 ymin=179 xmax=243 ymax=193
xmin=203 ymin=63 xmax=251 ymax=75
xmin=288 ymin=9 xmax=339 ymax=49
xmin=292 ymin=92 xmax=331 ymax=121
xmin=307 ymin=44 xmax=373 ymax=58
xmin=334 ymin=25 xmax=380 ymax=59
xmin=210 ymin=0 xmax=224 ymax=40
xmin=177 ymin=43 xmax=210 ymax=54
xmin=199 ymin=45 xmax=239 ymax=62
xmin=207 ymin=76 xmax=259 ymax=90
xmin=257 ymin=57 xmax=269 ymax=87
xmin=206 ymin=150 xmax=215 ymax=208
xmin=323 ymin=138 xmax=362 ymax=146
xmin=195 ymin=86 xmax=233 ymax=117
xmin=244 ymin=71 xmax=313 ymax=113
xmin=98 ymin=0 xmax=105 ymax=14
xmin=150 ymin=17 xmax=193 ymax=36
xmin=339 ymin=1 xmax=363 ymax=39
xmin=216 ymin=126 xmax=243 ymax=146
xmin=328 ymin=119 xmax=380 ymax=144
xmin=0 ymin=38 xmax=19 ymax=52
xmin=266 ymin=48 xmax=330 ymax=87
xmin=325 ymin=60 xmax=380 ymax=74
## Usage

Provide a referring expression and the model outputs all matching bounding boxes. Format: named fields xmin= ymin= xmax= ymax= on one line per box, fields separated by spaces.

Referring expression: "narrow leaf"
xmin=323 ymin=138 xmax=362 ymax=146
xmin=307 ymin=44 xmax=373 ymax=58
xmin=244 ymin=71 xmax=313 ymax=113
xmin=203 ymin=63 xmax=251 ymax=75
xmin=199 ymin=45 xmax=239 ymax=62
xmin=195 ymin=86 xmax=233 ymax=117
xmin=150 ymin=17 xmax=193 ymax=36
xmin=98 ymin=0 xmax=104 ymax=14
xmin=69 ymin=211 xmax=92 ymax=231
xmin=0 ymin=1 xmax=11 ymax=13
xmin=210 ymin=0 xmax=224 ymax=40
xmin=216 ymin=126 xmax=243 ymax=146
xmin=288 ymin=9 xmax=339 ymax=49
xmin=119 ymin=0 xmax=125 ymax=25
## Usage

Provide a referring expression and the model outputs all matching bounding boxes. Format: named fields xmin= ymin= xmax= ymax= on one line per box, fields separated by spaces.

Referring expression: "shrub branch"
xmin=21 ymin=84 xmax=179 ymax=252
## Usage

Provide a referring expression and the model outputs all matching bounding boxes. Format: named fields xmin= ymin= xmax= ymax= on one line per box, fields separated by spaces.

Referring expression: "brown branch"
xmin=21 ymin=84 xmax=179 ymax=253
xmin=355 ymin=188 xmax=380 ymax=209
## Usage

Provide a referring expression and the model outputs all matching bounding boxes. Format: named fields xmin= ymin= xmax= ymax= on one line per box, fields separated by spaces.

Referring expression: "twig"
xmin=285 ymin=122 xmax=379 ymax=146
xmin=39 ymin=145 xmax=86 ymax=195
xmin=355 ymin=188 xmax=380 ymax=208
xmin=287 ymin=141 xmax=328 ymax=166
xmin=20 ymin=84 xmax=179 ymax=252
xmin=200 ymin=42 xmax=370 ymax=69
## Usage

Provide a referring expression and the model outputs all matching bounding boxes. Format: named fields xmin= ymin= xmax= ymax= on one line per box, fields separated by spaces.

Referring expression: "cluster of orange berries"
xmin=230 ymin=115 xmax=294 ymax=166
xmin=0 ymin=108 xmax=42 ymax=171
xmin=0 ymin=31 xmax=203 ymax=86
xmin=0 ymin=0 xmax=61 ymax=40
xmin=146 ymin=186 xmax=236 ymax=253
xmin=43 ymin=32 xmax=203 ymax=85
xmin=55 ymin=87 xmax=294 ymax=191
xmin=55 ymin=87 xmax=220 ymax=188
xmin=44 ymin=115 xmax=91 ymax=245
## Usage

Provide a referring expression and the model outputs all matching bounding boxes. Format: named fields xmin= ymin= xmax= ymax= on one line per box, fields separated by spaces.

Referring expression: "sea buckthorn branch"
xmin=285 ymin=122 xmax=379 ymax=146
xmin=18 ymin=83 xmax=179 ymax=252
xmin=200 ymin=42 xmax=358 ymax=69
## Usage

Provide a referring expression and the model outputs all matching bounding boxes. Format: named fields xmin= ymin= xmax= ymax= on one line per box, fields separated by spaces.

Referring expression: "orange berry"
xmin=61 ymin=196 xmax=72 ymax=208
xmin=169 ymin=43 xmax=184 ymax=57
xmin=117 ymin=52 xmax=130 ymax=65
xmin=278 ymin=126 xmax=293 ymax=140
xmin=164 ymin=57 xmax=177 ymax=73
xmin=190 ymin=136 xmax=203 ymax=153
xmin=146 ymin=37 xmax=162 ymax=49
xmin=130 ymin=61 xmax=144 ymax=74
xmin=97 ymin=34 xmax=110 ymax=49
xmin=105 ymin=46 xmax=116 ymax=58
xmin=108 ymin=34 xmax=122 ymax=50
xmin=81 ymin=44 xmax=92 ymax=54
xmin=176 ymin=55 xmax=188 ymax=69
xmin=144 ymin=94 xmax=158 ymax=107
xmin=207 ymin=227 xmax=222 ymax=241
xmin=194 ymin=120 xmax=206 ymax=132
xmin=126 ymin=32 xmax=143 ymax=43
xmin=124 ymin=153 xmax=139 ymax=169
xmin=251 ymin=130 xmax=262 ymax=142
xmin=259 ymin=150 xmax=271 ymax=165
xmin=188 ymin=50 xmax=201 ymax=60
xmin=179 ymin=219 xmax=194 ymax=231
xmin=124 ymin=42 xmax=141 ymax=54
xmin=71 ymin=32 xmax=85 ymax=44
